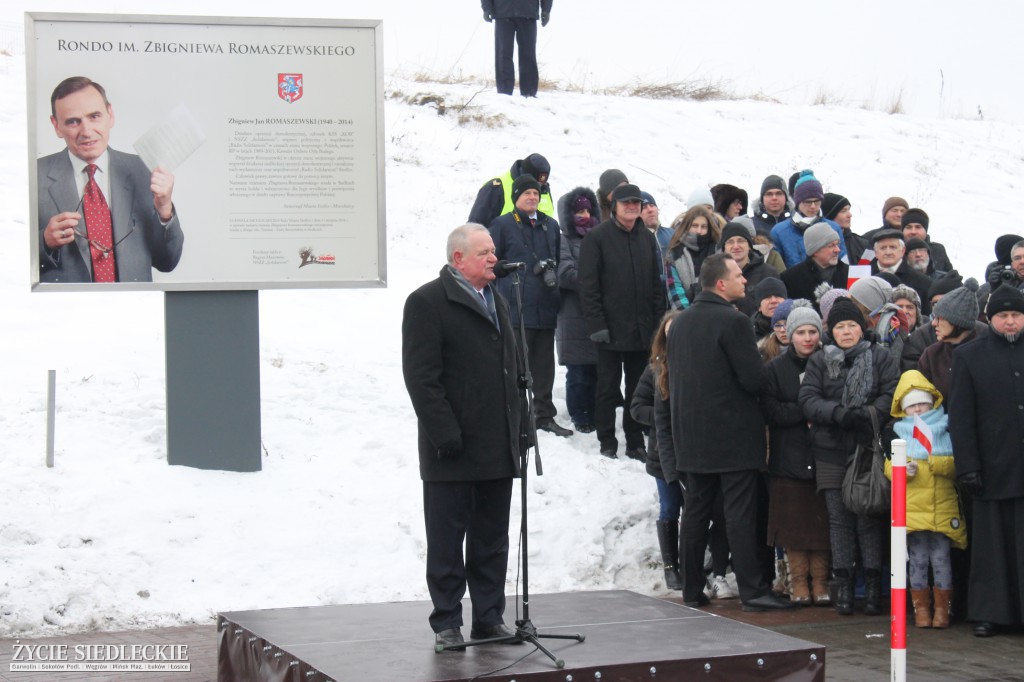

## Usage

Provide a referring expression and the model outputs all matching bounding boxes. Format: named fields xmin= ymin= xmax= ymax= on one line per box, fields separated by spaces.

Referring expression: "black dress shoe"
xmin=575 ymin=424 xmax=595 ymax=433
xmin=434 ymin=628 xmax=465 ymax=650
xmin=683 ymin=592 xmax=710 ymax=607
xmin=599 ymin=449 xmax=618 ymax=459
xmin=537 ymin=420 xmax=573 ymax=437
xmin=974 ymin=621 xmax=995 ymax=637
xmin=742 ymin=592 xmax=798 ymax=612
xmin=470 ymin=623 xmax=523 ymax=644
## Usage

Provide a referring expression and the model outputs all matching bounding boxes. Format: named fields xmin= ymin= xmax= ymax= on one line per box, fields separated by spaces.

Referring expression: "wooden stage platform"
xmin=218 ymin=589 xmax=825 ymax=681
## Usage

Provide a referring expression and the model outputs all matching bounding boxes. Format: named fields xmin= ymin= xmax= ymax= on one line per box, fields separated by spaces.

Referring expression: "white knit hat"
xmin=900 ymin=388 xmax=935 ymax=411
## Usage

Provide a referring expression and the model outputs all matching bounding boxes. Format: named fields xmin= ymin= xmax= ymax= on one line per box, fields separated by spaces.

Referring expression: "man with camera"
xmin=489 ymin=174 xmax=572 ymax=437
xmin=978 ymin=239 xmax=1024 ymax=320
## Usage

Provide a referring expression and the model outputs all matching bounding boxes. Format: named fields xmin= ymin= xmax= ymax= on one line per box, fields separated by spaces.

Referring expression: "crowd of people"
xmin=401 ymin=153 xmax=1024 ymax=647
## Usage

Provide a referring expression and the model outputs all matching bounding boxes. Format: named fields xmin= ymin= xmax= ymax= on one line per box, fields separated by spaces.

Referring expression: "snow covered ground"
xmin=2 ymin=9 xmax=1024 ymax=637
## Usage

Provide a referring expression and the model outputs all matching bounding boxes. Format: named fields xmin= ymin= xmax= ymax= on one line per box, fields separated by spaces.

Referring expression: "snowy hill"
xmin=2 ymin=57 xmax=1023 ymax=636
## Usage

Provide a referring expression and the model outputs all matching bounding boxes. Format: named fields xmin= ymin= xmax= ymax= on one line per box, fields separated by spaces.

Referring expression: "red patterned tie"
xmin=83 ymin=163 xmax=116 ymax=282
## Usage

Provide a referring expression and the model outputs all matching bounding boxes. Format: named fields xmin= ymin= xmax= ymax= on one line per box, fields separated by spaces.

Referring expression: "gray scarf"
xmin=823 ymin=340 xmax=875 ymax=407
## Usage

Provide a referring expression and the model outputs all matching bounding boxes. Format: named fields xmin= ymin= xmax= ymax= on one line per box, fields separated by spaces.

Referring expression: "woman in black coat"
xmin=556 ymin=187 xmax=601 ymax=432
xmin=762 ymin=304 xmax=831 ymax=606
xmin=799 ymin=298 xmax=899 ymax=616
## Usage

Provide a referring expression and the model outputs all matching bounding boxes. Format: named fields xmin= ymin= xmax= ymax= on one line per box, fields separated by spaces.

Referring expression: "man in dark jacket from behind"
xmin=666 ymin=252 xmax=795 ymax=612
xmin=402 ymin=224 xmax=523 ymax=649
xmin=579 ymin=183 xmax=666 ymax=459
xmin=481 ymin=0 xmax=552 ymax=97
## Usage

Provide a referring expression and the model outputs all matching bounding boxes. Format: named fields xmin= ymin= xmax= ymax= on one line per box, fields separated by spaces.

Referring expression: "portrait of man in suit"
xmin=37 ymin=76 xmax=184 ymax=284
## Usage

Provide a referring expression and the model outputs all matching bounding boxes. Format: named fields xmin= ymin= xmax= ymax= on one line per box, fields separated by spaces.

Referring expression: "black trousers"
xmin=494 ymin=18 xmax=538 ymax=96
xmin=525 ymin=328 xmax=556 ymax=422
xmin=423 ymin=478 xmax=514 ymax=632
xmin=595 ymin=348 xmax=647 ymax=453
xmin=681 ymin=470 xmax=769 ymax=603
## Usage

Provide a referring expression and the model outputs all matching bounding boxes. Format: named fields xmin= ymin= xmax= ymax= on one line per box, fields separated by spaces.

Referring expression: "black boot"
xmin=864 ymin=569 xmax=883 ymax=616
xmin=656 ymin=520 xmax=682 ymax=590
xmin=833 ymin=568 xmax=853 ymax=616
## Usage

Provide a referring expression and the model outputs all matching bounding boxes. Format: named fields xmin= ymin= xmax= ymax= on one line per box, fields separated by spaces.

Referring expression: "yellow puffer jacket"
xmin=884 ymin=370 xmax=966 ymax=549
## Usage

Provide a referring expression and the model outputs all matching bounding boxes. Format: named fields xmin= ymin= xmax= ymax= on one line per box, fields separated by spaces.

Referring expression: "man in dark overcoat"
xmin=949 ymin=284 xmax=1024 ymax=637
xmin=578 ymin=183 xmax=666 ymax=459
xmin=402 ymin=224 xmax=523 ymax=649
xmin=666 ymin=252 xmax=794 ymax=612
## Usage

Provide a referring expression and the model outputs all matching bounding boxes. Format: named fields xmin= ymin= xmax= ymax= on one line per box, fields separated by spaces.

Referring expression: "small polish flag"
xmin=847 ymin=264 xmax=872 ymax=288
xmin=858 ymin=248 xmax=875 ymax=266
xmin=913 ymin=415 xmax=933 ymax=455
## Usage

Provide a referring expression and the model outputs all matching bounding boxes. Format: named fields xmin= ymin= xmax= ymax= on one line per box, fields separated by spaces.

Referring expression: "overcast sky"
xmin=4 ymin=1 xmax=1021 ymax=122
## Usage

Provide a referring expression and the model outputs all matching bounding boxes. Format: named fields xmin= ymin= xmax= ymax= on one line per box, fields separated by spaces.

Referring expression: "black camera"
xmin=533 ymin=259 xmax=557 ymax=288
xmin=999 ymin=266 xmax=1018 ymax=284
xmin=988 ymin=265 xmax=1019 ymax=290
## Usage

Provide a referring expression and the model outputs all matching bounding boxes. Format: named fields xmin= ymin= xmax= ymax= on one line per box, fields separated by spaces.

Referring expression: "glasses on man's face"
xmin=72 ymin=193 xmax=134 ymax=259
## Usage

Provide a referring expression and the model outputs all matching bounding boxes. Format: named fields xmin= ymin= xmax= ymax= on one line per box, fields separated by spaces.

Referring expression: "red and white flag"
xmin=847 ymin=264 xmax=872 ymax=288
xmin=913 ymin=415 xmax=933 ymax=455
xmin=858 ymin=248 xmax=875 ymax=266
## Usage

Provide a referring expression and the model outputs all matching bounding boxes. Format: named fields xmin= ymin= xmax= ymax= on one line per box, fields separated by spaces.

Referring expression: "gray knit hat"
xmin=849 ymin=276 xmax=893 ymax=316
xmin=803 ymin=222 xmax=840 ymax=257
xmin=598 ymin=169 xmax=628 ymax=197
xmin=890 ymin=284 xmax=922 ymax=315
xmin=786 ymin=301 xmax=823 ymax=339
xmin=933 ymin=286 xmax=980 ymax=330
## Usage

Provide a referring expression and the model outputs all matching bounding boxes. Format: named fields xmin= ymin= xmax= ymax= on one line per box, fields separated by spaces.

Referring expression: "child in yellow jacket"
xmin=885 ymin=370 xmax=966 ymax=629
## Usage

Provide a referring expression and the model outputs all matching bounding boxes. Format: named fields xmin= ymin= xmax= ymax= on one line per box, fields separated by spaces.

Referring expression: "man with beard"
xmin=949 ymin=285 xmax=1024 ymax=637
xmin=781 ymin=222 xmax=849 ymax=310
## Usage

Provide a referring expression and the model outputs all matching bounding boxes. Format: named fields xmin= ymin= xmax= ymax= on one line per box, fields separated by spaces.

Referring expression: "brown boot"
xmin=932 ymin=588 xmax=952 ymax=629
xmin=911 ymin=589 xmax=932 ymax=628
xmin=809 ymin=550 xmax=832 ymax=606
xmin=787 ymin=550 xmax=811 ymax=605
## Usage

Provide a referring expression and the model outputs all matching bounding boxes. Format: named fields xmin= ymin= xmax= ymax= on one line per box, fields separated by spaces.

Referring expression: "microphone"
xmin=493 ymin=260 xmax=526 ymax=278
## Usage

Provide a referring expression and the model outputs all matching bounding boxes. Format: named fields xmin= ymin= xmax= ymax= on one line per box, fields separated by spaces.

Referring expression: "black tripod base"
xmin=435 ymin=619 xmax=585 ymax=667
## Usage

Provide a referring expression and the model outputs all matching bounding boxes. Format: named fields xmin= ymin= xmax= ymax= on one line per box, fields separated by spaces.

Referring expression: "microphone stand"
xmin=436 ymin=266 xmax=585 ymax=668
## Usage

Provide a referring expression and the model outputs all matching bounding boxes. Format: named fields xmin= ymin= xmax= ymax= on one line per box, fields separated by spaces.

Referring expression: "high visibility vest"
xmin=498 ymin=171 xmax=554 ymax=217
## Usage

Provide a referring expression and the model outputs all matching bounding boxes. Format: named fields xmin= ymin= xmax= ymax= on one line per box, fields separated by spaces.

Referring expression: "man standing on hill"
xmin=482 ymin=0 xmax=552 ymax=98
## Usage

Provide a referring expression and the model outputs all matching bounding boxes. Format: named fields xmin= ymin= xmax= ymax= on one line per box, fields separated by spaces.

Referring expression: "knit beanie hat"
xmin=572 ymin=194 xmax=593 ymax=214
xmin=720 ymin=222 xmax=754 ymax=249
xmin=890 ymin=284 xmax=922 ymax=312
xmin=803 ymin=222 xmax=840 ymax=257
xmin=882 ymin=196 xmax=909 ymax=220
xmin=901 ymin=388 xmax=935 ymax=412
xmin=994 ymin=234 xmax=1024 ymax=266
xmin=611 ymin=183 xmax=642 ymax=204
xmin=816 ymin=284 xmax=850 ymax=322
xmin=640 ymin=191 xmax=657 ymax=207
xmin=760 ymin=174 xmax=787 ymax=201
xmin=791 ymin=170 xmax=824 ymax=205
xmin=731 ymin=215 xmax=757 ymax=238
xmin=598 ymin=169 xmax=628 ymax=197
xmin=771 ymin=298 xmax=797 ymax=328
xmin=850 ymin=276 xmax=894 ymax=315
xmin=786 ymin=301 xmax=823 ymax=339
xmin=521 ymin=153 xmax=550 ymax=181
xmin=927 ymin=271 xmax=963 ymax=301
xmin=511 ymin=174 xmax=542 ymax=206
xmin=904 ymin=237 xmax=930 ymax=253
xmin=986 ymin=284 xmax=1024 ymax=317
xmin=901 ymin=208 xmax=929 ymax=231
xmin=932 ymin=285 xmax=979 ymax=329
xmin=821 ymin=193 xmax=850 ymax=222
xmin=754 ymin=277 xmax=787 ymax=303
xmin=827 ymin=298 xmax=866 ymax=335
xmin=686 ymin=186 xmax=714 ymax=209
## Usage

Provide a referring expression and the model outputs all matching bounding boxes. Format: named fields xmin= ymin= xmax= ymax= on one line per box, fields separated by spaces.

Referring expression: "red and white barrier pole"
xmin=890 ymin=439 xmax=907 ymax=682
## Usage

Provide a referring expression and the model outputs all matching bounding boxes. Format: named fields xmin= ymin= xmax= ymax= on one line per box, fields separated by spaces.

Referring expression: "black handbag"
xmin=841 ymin=406 xmax=890 ymax=517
